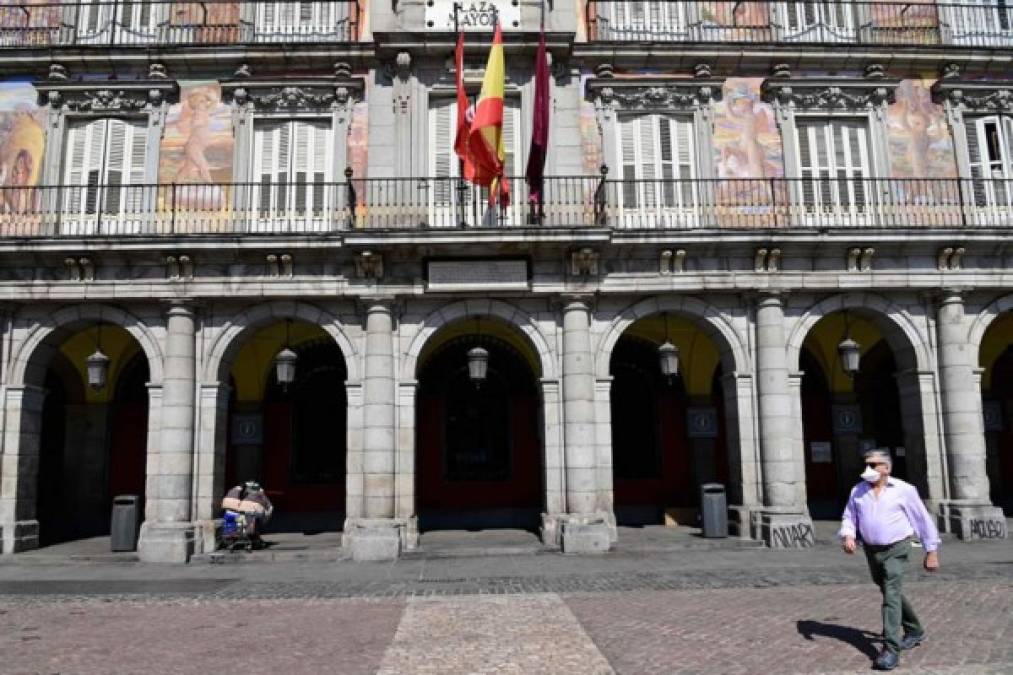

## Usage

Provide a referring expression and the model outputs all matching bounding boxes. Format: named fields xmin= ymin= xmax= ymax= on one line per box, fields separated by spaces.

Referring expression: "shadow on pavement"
xmin=796 ymin=620 xmax=881 ymax=659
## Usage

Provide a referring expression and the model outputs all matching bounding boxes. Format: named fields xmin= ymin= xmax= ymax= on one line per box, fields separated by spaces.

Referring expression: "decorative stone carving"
xmin=859 ymin=247 xmax=874 ymax=272
xmin=594 ymin=63 xmax=614 ymax=79
xmin=659 ymin=249 xmax=687 ymax=275
xmin=234 ymin=63 xmax=252 ymax=79
xmin=937 ymin=246 xmax=965 ymax=271
xmin=333 ymin=61 xmax=353 ymax=79
xmin=761 ymin=78 xmax=898 ymax=110
xmin=354 ymin=250 xmax=384 ymax=279
xmin=222 ymin=78 xmax=364 ymax=111
xmin=78 ymin=257 xmax=94 ymax=282
xmin=754 ymin=247 xmax=781 ymax=272
xmin=588 ymin=77 xmax=725 ymax=111
xmin=47 ymin=63 xmax=68 ymax=81
xmin=570 ymin=248 xmax=599 ymax=276
xmin=847 ymin=247 xmax=861 ymax=272
xmin=166 ymin=255 xmax=193 ymax=281
xmin=148 ymin=63 xmax=169 ymax=80
xmin=279 ymin=254 xmax=293 ymax=278
xmin=932 ymin=78 xmax=1013 ymax=113
xmin=64 ymin=257 xmax=80 ymax=281
xmin=36 ymin=80 xmax=179 ymax=111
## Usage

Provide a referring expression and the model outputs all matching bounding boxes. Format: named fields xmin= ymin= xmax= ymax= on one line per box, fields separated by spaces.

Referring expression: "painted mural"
xmin=0 ymin=1 xmax=61 ymax=47
xmin=348 ymin=100 xmax=369 ymax=214
xmin=159 ymin=81 xmax=234 ymax=213
xmin=0 ymin=81 xmax=45 ymax=220
xmin=886 ymin=79 xmax=956 ymax=179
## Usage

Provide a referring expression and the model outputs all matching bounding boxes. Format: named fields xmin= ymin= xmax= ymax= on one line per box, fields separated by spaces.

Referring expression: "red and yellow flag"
xmin=467 ymin=21 xmax=509 ymax=206
xmin=453 ymin=31 xmax=476 ymax=182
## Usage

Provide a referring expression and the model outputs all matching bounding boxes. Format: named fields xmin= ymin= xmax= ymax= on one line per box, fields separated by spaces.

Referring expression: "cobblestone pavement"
xmin=1 ymin=540 xmax=1011 ymax=674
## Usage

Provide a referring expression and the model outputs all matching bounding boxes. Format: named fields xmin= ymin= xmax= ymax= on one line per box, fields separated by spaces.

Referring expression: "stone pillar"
xmin=138 ymin=302 xmax=197 ymax=562
xmin=343 ymin=299 xmax=402 ymax=561
xmin=539 ymin=378 xmax=565 ymax=546
xmin=723 ymin=371 xmax=761 ymax=538
xmin=191 ymin=381 xmax=229 ymax=554
xmin=936 ymin=291 xmax=1007 ymax=540
xmin=0 ymin=385 xmax=46 ymax=553
xmin=755 ymin=294 xmax=814 ymax=548
xmin=558 ymin=298 xmax=610 ymax=553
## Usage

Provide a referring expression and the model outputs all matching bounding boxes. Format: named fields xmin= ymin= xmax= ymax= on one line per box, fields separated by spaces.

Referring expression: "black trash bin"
xmin=700 ymin=483 xmax=727 ymax=538
xmin=110 ymin=495 xmax=140 ymax=552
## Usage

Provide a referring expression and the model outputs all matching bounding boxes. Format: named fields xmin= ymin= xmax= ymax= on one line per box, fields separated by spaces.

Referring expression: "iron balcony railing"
xmin=586 ymin=0 xmax=1013 ymax=47
xmin=0 ymin=0 xmax=361 ymax=49
xmin=0 ymin=175 xmax=1011 ymax=237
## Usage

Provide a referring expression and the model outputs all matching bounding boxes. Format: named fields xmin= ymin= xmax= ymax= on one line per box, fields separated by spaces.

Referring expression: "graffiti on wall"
xmin=886 ymin=79 xmax=956 ymax=179
xmin=0 ymin=81 xmax=45 ymax=216
xmin=159 ymin=81 xmax=234 ymax=210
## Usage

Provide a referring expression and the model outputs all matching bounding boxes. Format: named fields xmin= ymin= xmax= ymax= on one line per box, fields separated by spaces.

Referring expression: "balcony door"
xmin=795 ymin=118 xmax=871 ymax=223
xmin=252 ymin=119 xmax=334 ymax=232
xmin=428 ymin=97 xmax=521 ymax=227
xmin=255 ymin=2 xmax=341 ymax=42
xmin=967 ymin=116 xmax=1013 ymax=218
xmin=614 ymin=113 xmax=697 ymax=228
xmin=599 ymin=2 xmax=688 ymax=41
xmin=62 ymin=118 xmax=150 ymax=235
xmin=780 ymin=0 xmax=856 ymax=43
xmin=946 ymin=0 xmax=1013 ymax=47
xmin=75 ymin=1 xmax=160 ymax=45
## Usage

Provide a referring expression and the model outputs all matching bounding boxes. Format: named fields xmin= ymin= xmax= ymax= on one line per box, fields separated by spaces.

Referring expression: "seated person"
xmin=221 ymin=480 xmax=274 ymax=547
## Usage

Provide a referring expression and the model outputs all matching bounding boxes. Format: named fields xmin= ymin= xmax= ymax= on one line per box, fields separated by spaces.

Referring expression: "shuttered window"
xmin=967 ymin=115 xmax=1013 ymax=207
xmin=255 ymin=2 xmax=339 ymax=41
xmin=603 ymin=2 xmax=687 ymax=40
xmin=76 ymin=0 xmax=157 ymax=44
xmin=782 ymin=0 xmax=856 ymax=43
xmin=795 ymin=118 xmax=871 ymax=211
xmin=63 ymin=118 xmax=148 ymax=216
xmin=615 ymin=113 xmax=695 ymax=211
xmin=253 ymin=119 xmax=333 ymax=216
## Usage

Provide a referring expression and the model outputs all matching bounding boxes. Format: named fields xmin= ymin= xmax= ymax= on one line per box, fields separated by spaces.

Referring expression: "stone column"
xmin=343 ymin=299 xmax=402 ymax=561
xmin=558 ymin=298 xmax=610 ymax=553
xmin=936 ymin=291 xmax=1007 ymax=539
xmin=138 ymin=301 xmax=197 ymax=562
xmin=191 ymin=381 xmax=230 ymax=554
xmin=0 ymin=385 xmax=47 ymax=553
xmin=755 ymin=293 xmax=814 ymax=547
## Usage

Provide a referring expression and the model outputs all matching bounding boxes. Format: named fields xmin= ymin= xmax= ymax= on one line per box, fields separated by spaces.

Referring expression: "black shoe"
xmin=900 ymin=632 xmax=925 ymax=650
xmin=873 ymin=649 xmax=900 ymax=671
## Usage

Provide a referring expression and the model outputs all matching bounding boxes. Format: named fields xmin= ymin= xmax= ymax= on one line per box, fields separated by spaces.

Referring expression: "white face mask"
xmin=861 ymin=466 xmax=881 ymax=483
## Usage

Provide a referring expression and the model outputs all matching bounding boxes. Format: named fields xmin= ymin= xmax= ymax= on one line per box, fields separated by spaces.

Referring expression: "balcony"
xmin=0 ymin=1 xmax=361 ymax=49
xmin=0 ymin=176 xmax=1010 ymax=238
xmin=585 ymin=0 xmax=1013 ymax=47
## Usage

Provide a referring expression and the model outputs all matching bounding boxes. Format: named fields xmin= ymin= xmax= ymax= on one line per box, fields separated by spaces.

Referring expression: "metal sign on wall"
xmin=425 ymin=0 xmax=521 ymax=30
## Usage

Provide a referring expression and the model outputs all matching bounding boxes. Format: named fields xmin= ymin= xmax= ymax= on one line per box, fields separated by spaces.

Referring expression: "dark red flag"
xmin=525 ymin=29 xmax=550 ymax=211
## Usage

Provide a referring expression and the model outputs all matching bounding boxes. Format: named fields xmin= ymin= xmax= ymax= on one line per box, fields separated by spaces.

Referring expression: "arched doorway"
xmin=610 ymin=315 xmax=729 ymax=526
xmin=416 ymin=330 xmax=542 ymax=531
xmin=980 ymin=313 xmax=1013 ymax=514
xmin=800 ymin=312 xmax=915 ymax=518
xmin=225 ymin=322 xmax=347 ymax=532
xmin=35 ymin=324 xmax=149 ymax=547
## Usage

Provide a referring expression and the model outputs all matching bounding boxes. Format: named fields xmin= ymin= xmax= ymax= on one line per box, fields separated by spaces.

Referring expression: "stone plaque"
xmin=425 ymin=0 xmax=521 ymax=31
xmin=231 ymin=413 xmax=263 ymax=445
xmin=427 ymin=259 xmax=528 ymax=291
xmin=686 ymin=407 xmax=718 ymax=438
xmin=832 ymin=404 xmax=863 ymax=434
xmin=810 ymin=441 xmax=832 ymax=464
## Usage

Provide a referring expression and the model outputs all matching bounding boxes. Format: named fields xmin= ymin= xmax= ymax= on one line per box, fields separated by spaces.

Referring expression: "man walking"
xmin=839 ymin=449 xmax=940 ymax=671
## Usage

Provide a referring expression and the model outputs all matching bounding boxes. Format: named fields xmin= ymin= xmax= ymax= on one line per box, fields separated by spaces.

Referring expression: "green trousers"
xmin=864 ymin=538 xmax=925 ymax=654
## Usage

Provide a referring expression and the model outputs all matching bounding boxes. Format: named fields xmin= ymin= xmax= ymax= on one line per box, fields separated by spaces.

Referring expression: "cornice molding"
xmin=586 ymin=76 xmax=725 ymax=110
xmin=220 ymin=77 xmax=365 ymax=110
xmin=34 ymin=79 xmax=179 ymax=111
xmin=760 ymin=76 xmax=899 ymax=110
xmin=931 ymin=78 xmax=1013 ymax=113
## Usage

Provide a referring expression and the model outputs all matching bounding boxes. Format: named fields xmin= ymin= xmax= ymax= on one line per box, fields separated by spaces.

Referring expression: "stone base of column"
xmin=759 ymin=512 xmax=816 ymax=549
xmin=545 ymin=513 xmax=613 ymax=554
xmin=0 ymin=520 xmax=38 ymax=554
xmin=192 ymin=519 xmax=222 ymax=555
xmin=137 ymin=521 xmax=195 ymax=563
xmin=727 ymin=505 xmax=757 ymax=539
xmin=342 ymin=518 xmax=413 ymax=561
xmin=939 ymin=502 xmax=1008 ymax=541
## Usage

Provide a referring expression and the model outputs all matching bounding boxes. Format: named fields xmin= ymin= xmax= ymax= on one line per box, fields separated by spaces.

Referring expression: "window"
xmin=63 ymin=118 xmax=148 ymax=218
xmin=946 ymin=0 xmax=1013 ymax=47
xmin=252 ymin=119 xmax=333 ymax=222
xmin=599 ymin=2 xmax=688 ymax=40
xmin=75 ymin=1 xmax=158 ymax=45
xmin=428 ymin=96 xmax=521 ymax=225
xmin=967 ymin=115 xmax=1013 ymax=208
xmin=795 ymin=118 xmax=871 ymax=212
xmin=614 ymin=113 xmax=696 ymax=225
xmin=781 ymin=0 xmax=857 ymax=43
xmin=255 ymin=2 xmax=343 ymax=42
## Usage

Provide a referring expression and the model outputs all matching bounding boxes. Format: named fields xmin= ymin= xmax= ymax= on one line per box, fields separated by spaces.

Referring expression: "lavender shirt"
xmin=838 ymin=476 xmax=941 ymax=552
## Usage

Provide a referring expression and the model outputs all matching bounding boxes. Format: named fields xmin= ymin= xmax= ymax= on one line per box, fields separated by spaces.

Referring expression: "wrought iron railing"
xmin=585 ymin=0 xmax=1013 ymax=47
xmin=0 ymin=0 xmax=361 ymax=48
xmin=0 ymin=175 xmax=1010 ymax=237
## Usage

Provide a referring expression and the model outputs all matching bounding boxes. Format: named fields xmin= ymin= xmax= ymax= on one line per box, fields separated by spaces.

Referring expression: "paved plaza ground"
xmin=1 ymin=524 xmax=1011 ymax=674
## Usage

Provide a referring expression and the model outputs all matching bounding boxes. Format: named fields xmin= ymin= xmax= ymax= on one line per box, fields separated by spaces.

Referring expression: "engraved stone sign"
xmin=427 ymin=259 xmax=529 ymax=291
xmin=425 ymin=0 xmax=521 ymax=31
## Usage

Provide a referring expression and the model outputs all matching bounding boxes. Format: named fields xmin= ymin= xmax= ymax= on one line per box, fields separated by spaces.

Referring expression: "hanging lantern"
xmin=658 ymin=341 xmax=680 ymax=379
xmin=838 ymin=337 xmax=861 ymax=377
xmin=274 ymin=347 xmax=298 ymax=387
xmin=86 ymin=348 xmax=110 ymax=390
xmin=467 ymin=346 xmax=489 ymax=385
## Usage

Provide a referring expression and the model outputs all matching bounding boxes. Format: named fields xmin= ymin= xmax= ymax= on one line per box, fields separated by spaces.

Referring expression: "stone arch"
xmin=9 ymin=303 xmax=165 ymax=387
xmin=785 ymin=293 xmax=932 ymax=373
xmin=401 ymin=299 xmax=556 ymax=381
xmin=968 ymin=292 xmax=1013 ymax=361
xmin=203 ymin=300 xmax=360 ymax=384
xmin=596 ymin=296 xmax=751 ymax=378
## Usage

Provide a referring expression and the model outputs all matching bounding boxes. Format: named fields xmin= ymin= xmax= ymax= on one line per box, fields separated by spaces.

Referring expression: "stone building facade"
xmin=0 ymin=0 xmax=1009 ymax=561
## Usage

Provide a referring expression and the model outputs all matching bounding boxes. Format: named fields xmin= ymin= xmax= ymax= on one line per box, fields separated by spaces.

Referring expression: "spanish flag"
xmin=467 ymin=21 xmax=510 ymax=206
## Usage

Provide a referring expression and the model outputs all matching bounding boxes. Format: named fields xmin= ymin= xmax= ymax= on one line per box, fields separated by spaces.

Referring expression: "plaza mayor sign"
xmin=425 ymin=0 xmax=521 ymax=30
